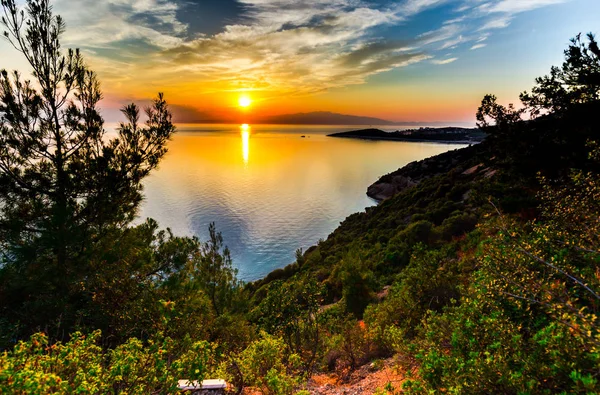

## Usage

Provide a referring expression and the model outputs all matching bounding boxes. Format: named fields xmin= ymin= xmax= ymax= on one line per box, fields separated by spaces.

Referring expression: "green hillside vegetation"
xmin=1 ymin=2 xmax=599 ymax=394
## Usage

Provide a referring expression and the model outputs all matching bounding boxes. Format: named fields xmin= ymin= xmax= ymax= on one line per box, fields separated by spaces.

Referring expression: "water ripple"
xmin=138 ymin=125 xmax=466 ymax=281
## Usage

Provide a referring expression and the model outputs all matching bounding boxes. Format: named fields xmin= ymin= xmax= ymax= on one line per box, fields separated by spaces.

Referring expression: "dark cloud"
xmin=175 ymin=0 xmax=248 ymax=37
xmin=337 ymin=40 xmax=414 ymax=67
xmin=105 ymin=1 xmax=186 ymax=37
xmin=126 ymin=12 xmax=181 ymax=35
xmin=340 ymin=51 xmax=429 ymax=79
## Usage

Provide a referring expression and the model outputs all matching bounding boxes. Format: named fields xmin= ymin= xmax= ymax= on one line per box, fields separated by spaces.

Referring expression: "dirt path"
xmin=305 ymin=358 xmax=407 ymax=394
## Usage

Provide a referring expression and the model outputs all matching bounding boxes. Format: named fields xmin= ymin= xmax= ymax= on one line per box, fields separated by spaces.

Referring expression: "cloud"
xmin=147 ymin=0 xmax=450 ymax=95
xmin=486 ymin=0 xmax=569 ymax=13
xmin=395 ymin=0 xmax=452 ymax=17
xmin=37 ymin=0 xmax=457 ymax=100
xmin=418 ymin=23 xmax=464 ymax=46
xmin=27 ymin=0 xmax=570 ymax=108
xmin=54 ymin=0 xmax=187 ymax=49
xmin=474 ymin=0 xmax=570 ymax=30
xmin=470 ymin=43 xmax=487 ymax=50
xmin=476 ymin=33 xmax=490 ymax=42
xmin=444 ymin=15 xmax=467 ymax=24
xmin=479 ymin=15 xmax=512 ymax=30
xmin=432 ymin=57 xmax=458 ymax=65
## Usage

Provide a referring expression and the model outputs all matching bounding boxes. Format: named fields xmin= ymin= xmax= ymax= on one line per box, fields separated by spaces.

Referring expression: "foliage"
xmin=405 ymin=285 xmax=599 ymax=393
xmin=521 ymin=33 xmax=600 ymax=116
xmin=480 ymin=156 xmax=600 ymax=353
xmin=79 ymin=220 xmax=213 ymax=345
xmin=334 ymin=248 xmax=377 ymax=318
xmin=253 ymin=275 xmax=322 ymax=373
xmin=403 ymin=147 xmax=600 ymax=394
xmin=225 ymin=332 xmax=302 ymax=395
xmin=322 ymin=318 xmax=377 ymax=371
xmin=365 ymin=245 xmax=464 ymax=342
xmin=0 ymin=0 xmax=249 ymax=350
xmin=195 ymin=223 xmax=242 ymax=317
xmin=0 ymin=0 xmax=176 ymax=340
xmin=0 ymin=330 xmax=214 ymax=394
xmin=475 ymin=94 xmax=524 ymax=128
xmin=2 ymin=4 xmax=600 ymax=394
xmin=476 ymin=33 xmax=600 ymax=177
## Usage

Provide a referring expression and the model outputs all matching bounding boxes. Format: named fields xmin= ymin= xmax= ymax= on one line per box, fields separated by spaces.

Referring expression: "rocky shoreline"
xmin=366 ymin=144 xmax=484 ymax=201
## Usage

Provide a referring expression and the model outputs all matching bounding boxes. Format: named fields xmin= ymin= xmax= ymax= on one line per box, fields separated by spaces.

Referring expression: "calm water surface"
xmin=136 ymin=124 xmax=468 ymax=281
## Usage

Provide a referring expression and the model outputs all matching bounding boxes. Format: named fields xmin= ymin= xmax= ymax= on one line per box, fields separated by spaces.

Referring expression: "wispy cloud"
xmin=418 ymin=23 xmax=464 ymax=46
xmin=160 ymin=7 xmax=428 ymax=94
xmin=395 ymin=0 xmax=452 ymax=17
xmin=432 ymin=57 xmax=458 ymax=64
xmin=486 ymin=0 xmax=569 ymax=13
xmin=67 ymin=0 xmax=454 ymax=97
xmin=479 ymin=15 xmax=513 ymax=30
xmin=475 ymin=0 xmax=570 ymax=30
xmin=476 ymin=33 xmax=490 ymax=42
xmin=55 ymin=0 xmax=186 ymax=49
xmin=12 ymin=0 xmax=570 ymax=109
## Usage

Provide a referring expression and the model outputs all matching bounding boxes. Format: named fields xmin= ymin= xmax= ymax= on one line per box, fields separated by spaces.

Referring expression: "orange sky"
xmin=2 ymin=0 xmax=598 ymax=124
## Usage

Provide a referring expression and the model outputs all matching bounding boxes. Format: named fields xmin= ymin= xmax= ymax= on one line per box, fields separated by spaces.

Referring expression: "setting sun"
xmin=238 ymin=95 xmax=252 ymax=108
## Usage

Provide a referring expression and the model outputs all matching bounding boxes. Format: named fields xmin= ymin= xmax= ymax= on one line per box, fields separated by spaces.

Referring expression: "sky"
xmin=1 ymin=0 xmax=599 ymax=124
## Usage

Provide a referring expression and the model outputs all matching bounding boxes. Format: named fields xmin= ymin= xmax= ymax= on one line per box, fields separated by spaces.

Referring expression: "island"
xmin=327 ymin=127 xmax=486 ymax=143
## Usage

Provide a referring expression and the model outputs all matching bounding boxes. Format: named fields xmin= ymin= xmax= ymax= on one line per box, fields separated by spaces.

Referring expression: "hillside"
xmin=251 ymin=138 xmax=496 ymax=291
xmin=366 ymin=144 xmax=486 ymax=201
xmin=246 ymin=99 xmax=600 ymax=393
xmin=255 ymin=100 xmax=600 ymax=290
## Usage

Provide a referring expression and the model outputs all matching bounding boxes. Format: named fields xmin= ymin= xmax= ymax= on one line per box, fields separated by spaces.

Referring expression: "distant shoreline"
xmin=327 ymin=127 xmax=485 ymax=144
xmin=329 ymin=134 xmax=479 ymax=145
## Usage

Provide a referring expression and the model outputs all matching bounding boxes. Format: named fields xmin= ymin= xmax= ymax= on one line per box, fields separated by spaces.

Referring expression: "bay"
xmin=137 ymin=124 xmax=469 ymax=281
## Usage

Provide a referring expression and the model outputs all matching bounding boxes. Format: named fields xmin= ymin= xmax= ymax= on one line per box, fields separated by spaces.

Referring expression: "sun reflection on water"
xmin=139 ymin=124 xmax=468 ymax=280
xmin=241 ymin=124 xmax=250 ymax=164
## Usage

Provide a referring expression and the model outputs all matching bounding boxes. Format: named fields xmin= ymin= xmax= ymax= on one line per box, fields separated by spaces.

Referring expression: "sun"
xmin=238 ymin=95 xmax=252 ymax=108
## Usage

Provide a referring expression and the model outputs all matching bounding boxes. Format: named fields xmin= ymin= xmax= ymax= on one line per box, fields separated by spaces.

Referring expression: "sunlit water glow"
xmin=241 ymin=124 xmax=250 ymax=164
xmin=135 ymin=124 xmax=468 ymax=281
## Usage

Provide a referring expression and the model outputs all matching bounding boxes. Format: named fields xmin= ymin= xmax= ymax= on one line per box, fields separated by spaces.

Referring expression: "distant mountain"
xmin=258 ymin=111 xmax=398 ymax=125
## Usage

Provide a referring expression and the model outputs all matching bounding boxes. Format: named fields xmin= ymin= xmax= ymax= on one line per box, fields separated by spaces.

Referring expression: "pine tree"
xmin=0 ymin=0 xmax=175 ymax=336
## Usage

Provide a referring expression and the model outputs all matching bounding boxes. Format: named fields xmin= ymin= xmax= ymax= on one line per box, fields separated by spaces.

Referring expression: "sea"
xmin=133 ymin=124 xmax=470 ymax=281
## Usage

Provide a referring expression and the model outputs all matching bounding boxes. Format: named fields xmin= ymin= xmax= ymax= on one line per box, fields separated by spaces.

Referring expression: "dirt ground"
xmin=239 ymin=356 xmax=409 ymax=395
xmin=304 ymin=357 xmax=407 ymax=394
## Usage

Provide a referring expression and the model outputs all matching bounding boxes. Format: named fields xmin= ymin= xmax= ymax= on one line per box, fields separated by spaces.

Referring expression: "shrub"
xmin=0 ymin=330 xmax=214 ymax=394
xmin=321 ymin=318 xmax=377 ymax=371
xmin=406 ymin=147 xmax=600 ymax=393
xmin=228 ymin=332 xmax=301 ymax=395
xmin=365 ymin=246 xmax=462 ymax=342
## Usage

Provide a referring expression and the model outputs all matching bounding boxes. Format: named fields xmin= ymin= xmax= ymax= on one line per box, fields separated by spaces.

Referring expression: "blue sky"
xmin=1 ymin=0 xmax=599 ymax=123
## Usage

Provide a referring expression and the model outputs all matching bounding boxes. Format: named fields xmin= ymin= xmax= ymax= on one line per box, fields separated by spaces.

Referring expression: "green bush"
xmin=334 ymin=249 xmax=376 ymax=318
xmin=321 ymin=318 xmax=377 ymax=371
xmin=405 ymin=150 xmax=600 ymax=394
xmin=227 ymin=332 xmax=301 ymax=395
xmin=0 ymin=330 xmax=214 ymax=394
xmin=365 ymin=245 xmax=462 ymax=342
xmin=252 ymin=275 xmax=322 ymax=372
